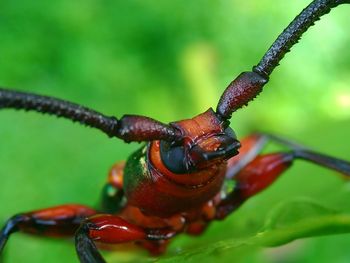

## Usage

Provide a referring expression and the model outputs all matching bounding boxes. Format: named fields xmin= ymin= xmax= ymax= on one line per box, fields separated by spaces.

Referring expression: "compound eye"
xmin=160 ymin=140 xmax=187 ymax=174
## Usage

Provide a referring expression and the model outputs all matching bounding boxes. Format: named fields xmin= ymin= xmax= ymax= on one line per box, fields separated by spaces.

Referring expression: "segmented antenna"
xmin=253 ymin=0 xmax=350 ymax=78
xmin=0 ymin=88 xmax=182 ymax=142
xmin=216 ymin=0 xmax=349 ymax=120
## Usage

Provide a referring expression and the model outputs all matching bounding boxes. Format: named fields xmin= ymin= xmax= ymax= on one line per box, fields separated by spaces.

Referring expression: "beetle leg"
xmin=225 ymin=132 xmax=293 ymax=178
xmin=75 ymin=214 xmax=176 ymax=263
xmin=100 ymin=161 xmax=126 ymax=214
xmin=217 ymin=149 xmax=350 ymax=219
xmin=225 ymin=133 xmax=268 ymax=179
xmin=226 ymin=132 xmax=349 ymax=178
xmin=0 ymin=204 xmax=96 ymax=254
xmin=217 ymin=152 xmax=293 ymax=219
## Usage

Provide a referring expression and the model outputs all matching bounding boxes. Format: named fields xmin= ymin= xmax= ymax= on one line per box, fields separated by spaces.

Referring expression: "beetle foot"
xmin=0 ymin=214 xmax=29 ymax=253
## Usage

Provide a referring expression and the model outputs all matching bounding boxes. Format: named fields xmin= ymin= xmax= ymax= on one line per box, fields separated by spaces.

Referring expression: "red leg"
xmin=217 ymin=147 xmax=350 ymax=219
xmin=226 ymin=133 xmax=267 ymax=178
xmin=226 ymin=133 xmax=350 ymax=179
xmin=0 ymin=204 xmax=96 ymax=253
xmin=75 ymin=214 xmax=176 ymax=263
xmin=234 ymin=153 xmax=293 ymax=199
xmin=217 ymin=152 xmax=293 ymax=219
xmin=100 ymin=161 xmax=126 ymax=214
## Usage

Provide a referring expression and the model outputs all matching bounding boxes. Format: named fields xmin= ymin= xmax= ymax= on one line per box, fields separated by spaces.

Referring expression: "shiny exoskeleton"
xmin=1 ymin=1 xmax=350 ymax=262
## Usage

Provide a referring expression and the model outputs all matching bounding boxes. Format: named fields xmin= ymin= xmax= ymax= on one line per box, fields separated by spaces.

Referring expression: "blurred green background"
xmin=0 ymin=0 xmax=350 ymax=262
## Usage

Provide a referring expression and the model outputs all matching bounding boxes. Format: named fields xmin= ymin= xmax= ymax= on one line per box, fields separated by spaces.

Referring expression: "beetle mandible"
xmin=1 ymin=0 xmax=350 ymax=262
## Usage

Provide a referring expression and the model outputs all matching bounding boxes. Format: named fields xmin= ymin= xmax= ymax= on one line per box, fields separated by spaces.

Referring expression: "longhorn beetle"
xmin=1 ymin=0 xmax=350 ymax=262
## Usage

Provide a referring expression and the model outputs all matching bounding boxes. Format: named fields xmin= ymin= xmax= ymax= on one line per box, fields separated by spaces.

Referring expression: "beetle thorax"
xmin=123 ymin=108 xmax=240 ymax=217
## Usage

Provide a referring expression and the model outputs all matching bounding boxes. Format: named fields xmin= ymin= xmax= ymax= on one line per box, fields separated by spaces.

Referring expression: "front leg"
xmin=100 ymin=161 xmax=126 ymax=214
xmin=0 ymin=204 xmax=97 ymax=254
xmin=216 ymin=134 xmax=350 ymax=219
xmin=226 ymin=133 xmax=350 ymax=179
xmin=75 ymin=214 xmax=176 ymax=263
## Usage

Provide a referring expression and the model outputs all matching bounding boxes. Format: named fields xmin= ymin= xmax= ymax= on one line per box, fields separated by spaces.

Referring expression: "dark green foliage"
xmin=0 ymin=1 xmax=350 ymax=262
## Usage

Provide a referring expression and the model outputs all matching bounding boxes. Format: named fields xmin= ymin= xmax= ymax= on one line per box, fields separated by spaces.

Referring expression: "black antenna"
xmin=253 ymin=0 xmax=350 ymax=78
xmin=0 ymin=88 xmax=182 ymax=142
xmin=216 ymin=0 xmax=349 ymax=120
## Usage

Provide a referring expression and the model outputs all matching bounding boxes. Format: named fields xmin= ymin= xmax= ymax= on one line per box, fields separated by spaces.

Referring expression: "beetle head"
xmin=160 ymin=108 xmax=240 ymax=173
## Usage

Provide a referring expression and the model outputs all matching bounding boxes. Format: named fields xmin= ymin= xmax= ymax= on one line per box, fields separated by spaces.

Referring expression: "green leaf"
xmin=157 ymin=198 xmax=350 ymax=263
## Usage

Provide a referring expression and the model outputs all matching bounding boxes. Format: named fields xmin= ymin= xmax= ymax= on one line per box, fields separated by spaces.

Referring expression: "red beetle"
xmin=1 ymin=0 xmax=350 ymax=262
